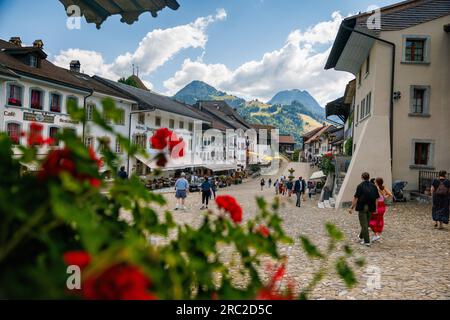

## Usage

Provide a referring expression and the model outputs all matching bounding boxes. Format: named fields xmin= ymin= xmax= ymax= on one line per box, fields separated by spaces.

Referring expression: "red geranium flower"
xmin=215 ymin=195 xmax=243 ymax=223
xmin=26 ymin=122 xmax=54 ymax=146
xmin=150 ymin=128 xmax=172 ymax=150
xmin=168 ymin=133 xmax=185 ymax=158
xmin=63 ymin=251 xmax=91 ymax=270
xmin=82 ymin=264 xmax=156 ymax=300
xmin=256 ymin=263 xmax=294 ymax=300
xmin=39 ymin=147 xmax=101 ymax=187
xmin=256 ymin=225 xmax=270 ymax=237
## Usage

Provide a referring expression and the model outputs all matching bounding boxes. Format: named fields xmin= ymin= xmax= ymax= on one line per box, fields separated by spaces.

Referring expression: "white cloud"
xmin=52 ymin=9 xmax=227 ymax=81
xmin=163 ymin=11 xmax=352 ymax=106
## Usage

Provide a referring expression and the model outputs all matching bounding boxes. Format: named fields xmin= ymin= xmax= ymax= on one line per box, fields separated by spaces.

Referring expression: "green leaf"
xmin=335 ymin=257 xmax=356 ymax=288
xmin=325 ymin=223 xmax=344 ymax=241
xmin=300 ymin=236 xmax=324 ymax=259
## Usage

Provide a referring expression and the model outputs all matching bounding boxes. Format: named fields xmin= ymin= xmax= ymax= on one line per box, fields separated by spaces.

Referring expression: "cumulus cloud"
xmin=52 ymin=8 xmax=227 ymax=82
xmin=164 ymin=11 xmax=352 ymax=106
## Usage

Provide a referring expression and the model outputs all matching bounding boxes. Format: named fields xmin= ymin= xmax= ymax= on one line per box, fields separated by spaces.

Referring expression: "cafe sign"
xmin=59 ymin=118 xmax=79 ymax=125
xmin=23 ymin=112 xmax=54 ymax=124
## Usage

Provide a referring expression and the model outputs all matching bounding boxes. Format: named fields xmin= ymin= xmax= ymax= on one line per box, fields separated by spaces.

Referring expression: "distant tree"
xmin=118 ymin=76 xmax=139 ymax=88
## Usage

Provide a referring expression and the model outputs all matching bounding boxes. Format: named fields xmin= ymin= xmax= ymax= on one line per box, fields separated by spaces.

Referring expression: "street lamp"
xmin=127 ymin=108 xmax=155 ymax=175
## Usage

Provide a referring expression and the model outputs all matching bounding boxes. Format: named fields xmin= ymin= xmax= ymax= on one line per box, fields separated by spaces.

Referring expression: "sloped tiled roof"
xmin=279 ymin=135 xmax=296 ymax=145
xmin=304 ymin=125 xmax=336 ymax=144
xmin=95 ymin=76 xmax=211 ymax=122
xmin=0 ymin=39 xmax=90 ymax=92
xmin=193 ymin=101 xmax=252 ymax=131
xmin=354 ymin=0 xmax=450 ymax=32
xmin=326 ymin=0 xmax=450 ymax=70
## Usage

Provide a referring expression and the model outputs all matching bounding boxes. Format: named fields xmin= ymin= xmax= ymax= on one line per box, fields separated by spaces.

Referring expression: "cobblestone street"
xmin=161 ymin=162 xmax=450 ymax=300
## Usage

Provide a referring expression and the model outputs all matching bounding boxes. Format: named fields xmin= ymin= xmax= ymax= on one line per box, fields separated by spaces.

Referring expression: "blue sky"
xmin=0 ymin=0 xmax=398 ymax=105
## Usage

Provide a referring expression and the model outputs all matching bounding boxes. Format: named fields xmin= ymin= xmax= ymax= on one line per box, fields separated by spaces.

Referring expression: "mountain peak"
xmin=173 ymin=80 xmax=245 ymax=108
xmin=268 ymin=89 xmax=322 ymax=110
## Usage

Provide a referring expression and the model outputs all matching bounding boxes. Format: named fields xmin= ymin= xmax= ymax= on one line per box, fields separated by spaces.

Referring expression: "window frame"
xmin=66 ymin=96 xmax=79 ymax=110
xmin=7 ymin=83 xmax=24 ymax=107
xmin=402 ymin=35 xmax=431 ymax=64
xmin=86 ymin=103 xmax=96 ymax=121
xmin=49 ymin=92 xmax=62 ymax=113
xmin=29 ymin=55 xmax=38 ymax=68
xmin=409 ymin=85 xmax=430 ymax=116
xmin=29 ymin=87 xmax=44 ymax=110
xmin=169 ymin=119 xmax=175 ymax=129
xmin=115 ymin=139 xmax=123 ymax=154
xmin=138 ymin=112 xmax=145 ymax=125
xmin=410 ymin=139 xmax=435 ymax=169
xmin=84 ymin=136 xmax=95 ymax=149
xmin=155 ymin=116 xmax=161 ymax=127
xmin=116 ymin=108 xmax=125 ymax=126
xmin=179 ymin=121 xmax=184 ymax=130
xmin=6 ymin=121 xmax=21 ymax=145
xmin=48 ymin=126 xmax=60 ymax=146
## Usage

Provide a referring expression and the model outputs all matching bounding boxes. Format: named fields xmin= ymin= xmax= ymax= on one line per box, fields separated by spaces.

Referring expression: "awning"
xmin=202 ymin=163 xmax=238 ymax=172
xmin=310 ymin=171 xmax=326 ymax=180
xmin=134 ymin=153 xmax=157 ymax=170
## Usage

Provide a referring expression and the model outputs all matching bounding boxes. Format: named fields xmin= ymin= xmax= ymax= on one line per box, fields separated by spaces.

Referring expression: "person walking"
xmin=369 ymin=178 xmax=393 ymax=242
xmin=274 ymin=179 xmax=280 ymax=195
xmin=200 ymin=175 xmax=213 ymax=210
xmin=260 ymin=178 xmax=265 ymax=191
xmin=294 ymin=177 xmax=303 ymax=207
xmin=211 ymin=177 xmax=218 ymax=199
xmin=117 ymin=166 xmax=128 ymax=180
xmin=300 ymin=177 xmax=307 ymax=201
xmin=174 ymin=172 xmax=189 ymax=210
xmin=431 ymin=170 xmax=450 ymax=229
xmin=268 ymin=178 xmax=272 ymax=189
xmin=308 ymin=181 xmax=314 ymax=200
xmin=348 ymin=172 xmax=379 ymax=247
xmin=286 ymin=180 xmax=294 ymax=197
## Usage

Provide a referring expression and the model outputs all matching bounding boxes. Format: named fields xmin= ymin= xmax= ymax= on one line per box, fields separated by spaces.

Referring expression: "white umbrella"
xmin=309 ymin=170 xmax=326 ymax=180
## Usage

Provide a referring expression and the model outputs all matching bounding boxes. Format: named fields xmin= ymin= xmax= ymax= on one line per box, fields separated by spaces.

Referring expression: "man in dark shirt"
xmin=349 ymin=172 xmax=379 ymax=246
xmin=118 ymin=166 xmax=128 ymax=180
xmin=294 ymin=177 xmax=303 ymax=207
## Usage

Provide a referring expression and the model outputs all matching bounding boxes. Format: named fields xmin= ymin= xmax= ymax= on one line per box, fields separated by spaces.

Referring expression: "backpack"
xmin=435 ymin=181 xmax=449 ymax=196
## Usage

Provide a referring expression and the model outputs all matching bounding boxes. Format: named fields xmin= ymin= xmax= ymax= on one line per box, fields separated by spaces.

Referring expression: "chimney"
xmin=33 ymin=39 xmax=44 ymax=49
xmin=9 ymin=37 xmax=22 ymax=47
xmin=70 ymin=60 xmax=81 ymax=73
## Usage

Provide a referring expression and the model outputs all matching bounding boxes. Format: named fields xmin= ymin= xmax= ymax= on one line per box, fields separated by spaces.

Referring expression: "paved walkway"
xmin=161 ymin=162 xmax=450 ymax=300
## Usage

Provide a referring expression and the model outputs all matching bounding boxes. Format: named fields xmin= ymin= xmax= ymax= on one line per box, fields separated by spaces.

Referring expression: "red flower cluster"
xmin=256 ymin=225 xmax=270 ymax=237
xmin=215 ymin=195 xmax=243 ymax=223
xmin=150 ymin=128 xmax=186 ymax=167
xmin=39 ymin=146 xmax=101 ymax=187
xmin=27 ymin=122 xmax=54 ymax=146
xmin=63 ymin=251 xmax=156 ymax=300
xmin=324 ymin=152 xmax=333 ymax=159
xmin=150 ymin=128 xmax=172 ymax=150
xmin=63 ymin=250 xmax=91 ymax=269
xmin=256 ymin=262 xmax=294 ymax=300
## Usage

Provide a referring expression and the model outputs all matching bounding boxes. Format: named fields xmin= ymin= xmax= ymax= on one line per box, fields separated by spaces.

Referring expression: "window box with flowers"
xmin=7 ymin=84 xmax=23 ymax=107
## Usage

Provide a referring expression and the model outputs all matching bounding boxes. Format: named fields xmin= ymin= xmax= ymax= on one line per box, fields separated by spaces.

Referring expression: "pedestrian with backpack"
xmin=431 ymin=170 xmax=450 ymax=229
xmin=348 ymin=172 xmax=379 ymax=247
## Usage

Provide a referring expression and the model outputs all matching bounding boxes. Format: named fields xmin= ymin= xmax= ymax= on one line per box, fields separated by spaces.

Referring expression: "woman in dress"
xmin=431 ymin=171 xmax=450 ymax=229
xmin=369 ymin=177 xmax=393 ymax=242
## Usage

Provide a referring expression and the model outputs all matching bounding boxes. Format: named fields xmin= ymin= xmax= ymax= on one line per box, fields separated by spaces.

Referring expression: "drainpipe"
xmin=82 ymin=89 xmax=94 ymax=143
xmin=341 ymin=24 xmax=396 ymax=167
xmin=127 ymin=108 xmax=155 ymax=175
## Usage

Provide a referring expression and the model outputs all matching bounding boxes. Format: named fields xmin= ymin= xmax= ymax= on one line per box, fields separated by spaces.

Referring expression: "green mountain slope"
xmin=173 ymin=81 xmax=326 ymax=145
